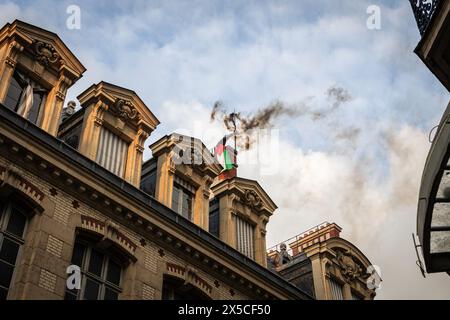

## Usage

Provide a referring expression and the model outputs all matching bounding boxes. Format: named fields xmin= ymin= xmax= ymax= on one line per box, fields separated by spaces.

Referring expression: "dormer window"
xmin=235 ymin=215 xmax=255 ymax=259
xmin=171 ymin=176 xmax=195 ymax=220
xmin=172 ymin=184 xmax=193 ymax=220
xmin=329 ymin=278 xmax=344 ymax=300
xmin=4 ymin=71 xmax=47 ymax=125
xmin=96 ymin=127 xmax=129 ymax=177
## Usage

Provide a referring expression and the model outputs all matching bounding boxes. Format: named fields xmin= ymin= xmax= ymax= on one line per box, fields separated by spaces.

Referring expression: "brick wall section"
xmin=38 ymin=269 xmax=57 ymax=293
xmin=53 ymin=208 xmax=69 ymax=226
xmin=142 ymin=283 xmax=156 ymax=300
xmin=0 ymin=156 xmax=252 ymax=300
xmin=144 ymin=243 xmax=158 ymax=273
xmin=46 ymin=235 xmax=64 ymax=258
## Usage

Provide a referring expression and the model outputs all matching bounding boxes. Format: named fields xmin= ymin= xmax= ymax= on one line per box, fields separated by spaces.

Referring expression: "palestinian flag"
xmin=214 ymin=134 xmax=236 ymax=171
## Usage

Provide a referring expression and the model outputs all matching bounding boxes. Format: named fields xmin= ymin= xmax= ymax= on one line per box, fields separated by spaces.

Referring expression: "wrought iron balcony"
xmin=410 ymin=0 xmax=441 ymax=35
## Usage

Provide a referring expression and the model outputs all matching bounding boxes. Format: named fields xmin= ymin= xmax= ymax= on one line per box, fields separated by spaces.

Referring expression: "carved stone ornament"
xmin=34 ymin=41 xmax=59 ymax=66
xmin=243 ymin=189 xmax=262 ymax=210
xmin=336 ymin=250 xmax=363 ymax=282
xmin=111 ymin=99 xmax=138 ymax=121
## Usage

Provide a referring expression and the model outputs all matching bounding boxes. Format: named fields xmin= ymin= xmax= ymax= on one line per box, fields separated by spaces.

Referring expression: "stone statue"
xmin=273 ymin=243 xmax=292 ymax=267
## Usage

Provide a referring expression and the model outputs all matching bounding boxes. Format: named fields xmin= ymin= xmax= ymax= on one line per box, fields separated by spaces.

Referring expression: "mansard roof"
xmin=0 ymin=104 xmax=312 ymax=300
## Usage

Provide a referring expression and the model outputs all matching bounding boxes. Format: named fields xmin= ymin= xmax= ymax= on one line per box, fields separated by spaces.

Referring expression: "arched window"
xmin=65 ymin=237 xmax=124 ymax=300
xmin=0 ymin=201 xmax=27 ymax=300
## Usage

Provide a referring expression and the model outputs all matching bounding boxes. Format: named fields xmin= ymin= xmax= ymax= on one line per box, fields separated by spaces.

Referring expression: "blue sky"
xmin=2 ymin=0 xmax=450 ymax=299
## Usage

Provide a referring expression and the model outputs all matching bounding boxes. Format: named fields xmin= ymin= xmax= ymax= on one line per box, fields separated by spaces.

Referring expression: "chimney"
xmin=288 ymin=222 xmax=342 ymax=256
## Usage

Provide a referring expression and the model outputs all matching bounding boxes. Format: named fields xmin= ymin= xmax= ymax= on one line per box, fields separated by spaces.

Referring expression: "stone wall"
xmin=0 ymin=155 xmax=248 ymax=300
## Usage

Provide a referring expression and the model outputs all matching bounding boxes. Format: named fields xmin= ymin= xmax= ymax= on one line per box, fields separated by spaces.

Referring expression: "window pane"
xmin=6 ymin=209 xmax=27 ymax=238
xmin=96 ymin=127 xmax=128 ymax=177
xmin=83 ymin=278 xmax=100 ymax=300
xmin=28 ymin=92 xmax=43 ymax=124
xmin=209 ymin=198 xmax=220 ymax=237
xmin=181 ymin=192 xmax=192 ymax=220
xmin=71 ymin=242 xmax=85 ymax=267
xmin=88 ymin=249 xmax=104 ymax=277
xmin=106 ymin=260 xmax=121 ymax=286
xmin=0 ymin=261 xmax=14 ymax=288
xmin=104 ymin=287 xmax=119 ymax=300
xmin=235 ymin=216 xmax=255 ymax=259
xmin=64 ymin=290 xmax=77 ymax=300
xmin=0 ymin=287 xmax=7 ymax=300
xmin=141 ymin=171 xmax=157 ymax=197
xmin=0 ymin=238 xmax=20 ymax=265
xmin=4 ymin=76 xmax=23 ymax=111
xmin=329 ymin=279 xmax=344 ymax=300
xmin=172 ymin=186 xmax=180 ymax=213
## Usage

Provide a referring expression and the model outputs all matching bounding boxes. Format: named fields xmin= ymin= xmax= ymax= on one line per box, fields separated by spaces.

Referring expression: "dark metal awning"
xmin=418 ymin=101 xmax=450 ymax=273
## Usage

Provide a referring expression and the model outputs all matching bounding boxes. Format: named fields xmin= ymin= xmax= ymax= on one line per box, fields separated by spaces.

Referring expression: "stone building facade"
xmin=0 ymin=20 xmax=311 ymax=300
xmin=268 ymin=222 xmax=380 ymax=300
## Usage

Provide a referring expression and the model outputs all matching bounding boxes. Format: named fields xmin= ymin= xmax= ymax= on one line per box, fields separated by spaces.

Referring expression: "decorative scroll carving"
xmin=168 ymin=155 xmax=176 ymax=174
xmin=243 ymin=189 xmax=262 ymax=210
xmin=93 ymin=100 xmax=108 ymax=126
xmin=5 ymin=41 xmax=24 ymax=67
xmin=55 ymin=75 xmax=73 ymax=101
xmin=335 ymin=250 xmax=363 ymax=282
xmin=111 ymin=99 xmax=138 ymax=121
xmin=135 ymin=128 xmax=149 ymax=153
xmin=34 ymin=41 xmax=59 ymax=66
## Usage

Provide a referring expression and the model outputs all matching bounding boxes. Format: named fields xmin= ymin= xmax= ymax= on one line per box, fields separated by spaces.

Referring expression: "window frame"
xmin=328 ymin=276 xmax=345 ymax=300
xmin=4 ymin=71 xmax=48 ymax=125
xmin=0 ymin=201 xmax=28 ymax=300
xmin=235 ymin=214 xmax=255 ymax=259
xmin=65 ymin=238 xmax=123 ymax=300
xmin=172 ymin=183 xmax=194 ymax=221
xmin=96 ymin=126 xmax=130 ymax=178
xmin=208 ymin=198 xmax=220 ymax=238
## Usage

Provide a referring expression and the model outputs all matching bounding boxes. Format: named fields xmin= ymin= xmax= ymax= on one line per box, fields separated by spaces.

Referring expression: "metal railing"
xmin=409 ymin=0 xmax=441 ymax=35
xmin=267 ymin=221 xmax=331 ymax=257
